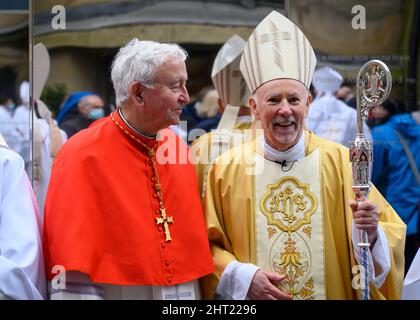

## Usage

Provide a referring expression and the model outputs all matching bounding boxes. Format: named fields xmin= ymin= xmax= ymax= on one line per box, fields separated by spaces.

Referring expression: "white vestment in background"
xmin=0 ymin=145 xmax=46 ymax=299
xmin=306 ymin=93 xmax=372 ymax=147
xmin=402 ymin=249 xmax=420 ymax=300
xmin=12 ymin=105 xmax=30 ymax=173
xmin=33 ymin=118 xmax=67 ymax=218
xmin=0 ymin=107 xmax=22 ymax=155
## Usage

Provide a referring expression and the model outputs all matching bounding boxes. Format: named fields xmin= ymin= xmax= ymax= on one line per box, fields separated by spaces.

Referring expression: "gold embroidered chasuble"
xmin=202 ymin=131 xmax=405 ymax=300
xmin=254 ymin=146 xmax=325 ymax=299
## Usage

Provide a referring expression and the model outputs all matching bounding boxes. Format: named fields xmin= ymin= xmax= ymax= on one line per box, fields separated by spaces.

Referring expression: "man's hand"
xmin=349 ymin=199 xmax=379 ymax=246
xmin=246 ymin=269 xmax=292 ymax=300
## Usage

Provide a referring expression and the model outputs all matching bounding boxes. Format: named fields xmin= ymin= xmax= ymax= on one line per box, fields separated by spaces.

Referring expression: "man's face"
xmin=336 ymin=86 xmax=352 ymax=100
xmin=250 ymin=79 xmax=311 ymax=151
xmin=79 ymin=95 xmax=104 ymax=118
xmin=141 ymin=59 xmax=190 ymax=130
xmin=370 ymin=105 xmax=389 ymax=120
xmin=367 ymin=104 xmax=389 ymax=127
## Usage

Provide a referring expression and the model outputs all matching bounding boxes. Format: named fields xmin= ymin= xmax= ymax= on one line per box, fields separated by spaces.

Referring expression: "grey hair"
xmin=78 ymin=94 xmax=100 ymax=108
xmin=111 ymin=38 xmax=188 ymax=106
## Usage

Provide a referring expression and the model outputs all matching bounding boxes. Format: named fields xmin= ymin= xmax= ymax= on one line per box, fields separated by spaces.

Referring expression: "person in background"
xmin=193 ymin=89 xmax=222 ymax=133
xmin=366 ymin=98 xmax=401 ymax=128
xmin=370 ymin=99 xmax=420 ymax=274
xmin=336 ymin=84 xmax=355 ymax=107
xmin=0 ymin=96 xmax=21 ymax=155
xmin=306 ymin=67 xmax=371 ymax=147
xmin=12 ymin=81 xmax=31 ymax=173
xmin=180 ymin=86 xmax=212 ymax=133
xmin=192 ymin=34 xmax=252 ymax=199
xmin=0 ymin=136 xmax=46 ymax=300
xmin=33 ymin=99 xmax=67 ymax=219
xmin=57 ymin=92 xmax=105 ymax=138
xmin=0 ymin=97 xmax=16 ymax=115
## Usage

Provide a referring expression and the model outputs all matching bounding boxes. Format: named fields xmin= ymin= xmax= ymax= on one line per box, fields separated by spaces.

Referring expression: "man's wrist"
xmin=368 ymin=230 xmax=378 ymax=248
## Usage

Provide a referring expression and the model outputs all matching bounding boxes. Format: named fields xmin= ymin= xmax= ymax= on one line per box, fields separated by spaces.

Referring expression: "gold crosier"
xmin=111 ymin=112 xmax=174 ymax=241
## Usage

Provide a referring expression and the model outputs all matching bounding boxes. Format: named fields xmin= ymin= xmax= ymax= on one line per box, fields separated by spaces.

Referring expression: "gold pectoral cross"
xmin=156 ymin=208 xmax=174 ymax=241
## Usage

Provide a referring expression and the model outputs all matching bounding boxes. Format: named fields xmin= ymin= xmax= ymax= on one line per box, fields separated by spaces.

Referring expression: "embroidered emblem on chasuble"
xmin=254 ymin=149 xmax=326 ymax=299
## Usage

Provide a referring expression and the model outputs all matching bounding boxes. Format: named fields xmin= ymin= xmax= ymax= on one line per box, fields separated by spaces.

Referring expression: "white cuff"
xmin=215 ymin=260 xmax=260 ymax=300
xmin=352 ymin=222 xmax=391 ymax=288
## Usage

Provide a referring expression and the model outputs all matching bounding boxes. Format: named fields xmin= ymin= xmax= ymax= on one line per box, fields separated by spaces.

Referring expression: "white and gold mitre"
xmin=211 ymin=35 xmax=250 ymax=106
xmin=312 ymin=66 xmax=343 ymax=94
xmin=240 ymin=10 xmax=317 ymax=93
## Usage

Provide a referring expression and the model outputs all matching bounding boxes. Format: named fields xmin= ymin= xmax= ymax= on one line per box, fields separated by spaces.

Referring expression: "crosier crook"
xmin=350 ymin=60 xmax=392 ymax=300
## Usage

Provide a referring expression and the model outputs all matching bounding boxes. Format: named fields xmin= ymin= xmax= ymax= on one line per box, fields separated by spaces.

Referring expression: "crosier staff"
xmin=350 ymin=60 xmax=392 ymax=300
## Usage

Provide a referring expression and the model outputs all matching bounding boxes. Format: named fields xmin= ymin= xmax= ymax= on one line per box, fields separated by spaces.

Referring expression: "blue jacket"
xmin=371 ymin=113 xmax=420 ymax=235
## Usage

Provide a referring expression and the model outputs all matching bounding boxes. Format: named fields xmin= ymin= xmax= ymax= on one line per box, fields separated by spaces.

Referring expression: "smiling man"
xmin=43 ymin=39 xmax=213 ymax=300
xmin=202 ymin=11 xmax=405 ymax=300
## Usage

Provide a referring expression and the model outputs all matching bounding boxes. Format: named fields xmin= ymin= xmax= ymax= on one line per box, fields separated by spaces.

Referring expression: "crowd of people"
xmin=0 ymin=10 xmax=419 ymax=300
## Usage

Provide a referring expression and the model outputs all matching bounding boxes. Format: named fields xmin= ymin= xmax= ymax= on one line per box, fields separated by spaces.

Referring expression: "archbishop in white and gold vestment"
xmin=202 ymin=131 xmax=405 ymax=300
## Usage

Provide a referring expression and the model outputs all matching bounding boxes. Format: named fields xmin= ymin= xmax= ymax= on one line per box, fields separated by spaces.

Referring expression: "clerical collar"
xmin=261 ymin=132 xmax=305 ymax=164
xmin=118 ymin=108 xmax=157 ymax=140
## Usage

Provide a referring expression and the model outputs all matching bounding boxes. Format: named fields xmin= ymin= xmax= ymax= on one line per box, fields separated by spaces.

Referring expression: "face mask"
xmin=6 ymin=103 xmax=15 ymax=111
xmin=88 ymin=108 xmax=105 ymax=120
